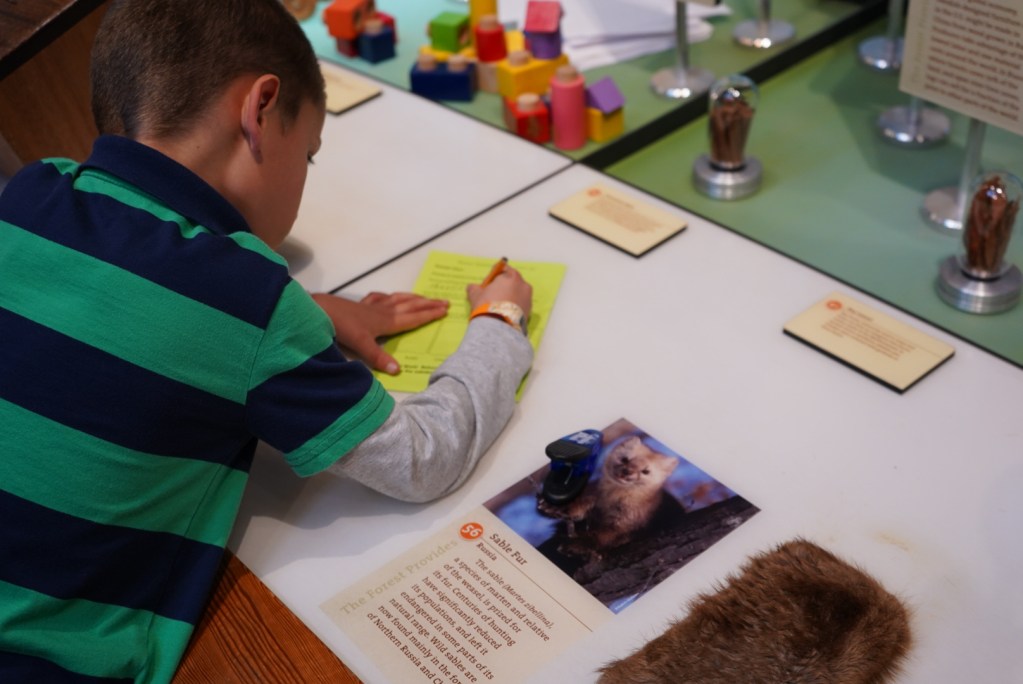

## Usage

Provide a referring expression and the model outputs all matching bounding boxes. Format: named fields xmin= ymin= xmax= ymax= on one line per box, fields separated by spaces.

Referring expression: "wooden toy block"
xmin=524 ymin=0 xmax=563 ymax=59
xmin=503 ymin=93 xmax=551 ymax=144
xmin=375 ymin=11 xmax=398 ymax=43
xmin=477 ymin=61 xmax=499 ymax=93
xmin=524 ymin=0 xmax=562 ymax=33
xmin=335 ymin=36 xmax=359 ymax=58
xmin=586 ymin=76 xmax=625 ymax=114
xmin=358 ymin=18 xmax=396 ymax=63
xmin=586 ymin=106 xmax=624 ymax=142
xmin=550 ymin=64 xmax=586 ymax=150
xmin=429 ymin=12 xmax=471 ymax=54
xmin=417 ymin=44 xmax=476 ymax=65
xmin=410 ymin=54 xmax=478 ymax=102
xmin=324 ymin=0 xmax=370 ymax=41
xmin=505 ymin=29 xmax=526 ymax=53
xmin=496 ymin=49 xmax=568 ymax=99
xmin=468 ymin=0 xmax=499 ymax=35
xmin=474 ymin=15 xmax=507 ymax=63
xmin=525 ymin=31 xmax=562 ymax=60
xmin=584 ymin=76 xmax=625 ymax=142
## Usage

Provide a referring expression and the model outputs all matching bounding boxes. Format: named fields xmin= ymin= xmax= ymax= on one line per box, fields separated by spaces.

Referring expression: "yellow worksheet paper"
xmin=374 ymin=251 xmax=566 ymax=395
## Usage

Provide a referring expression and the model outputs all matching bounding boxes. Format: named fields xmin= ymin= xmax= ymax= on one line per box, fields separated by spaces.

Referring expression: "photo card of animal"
xmin=482 ymin=417 xmax=759 ymax=613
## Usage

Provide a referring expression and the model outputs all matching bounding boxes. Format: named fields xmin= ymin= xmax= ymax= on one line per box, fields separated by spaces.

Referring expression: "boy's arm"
xmin=326 ymin=316 xmax=533 ymax=502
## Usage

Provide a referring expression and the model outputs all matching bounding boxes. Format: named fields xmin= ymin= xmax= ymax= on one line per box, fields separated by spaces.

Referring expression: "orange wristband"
xmin=470 ymin=301 xmax=527 ymax=334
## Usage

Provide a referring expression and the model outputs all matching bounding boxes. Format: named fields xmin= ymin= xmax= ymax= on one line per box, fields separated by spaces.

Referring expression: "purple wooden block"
xmin=586 ymin=76 xmax=625 ymax=113
xmin=526 ymin=30 xmax=562 ymax=59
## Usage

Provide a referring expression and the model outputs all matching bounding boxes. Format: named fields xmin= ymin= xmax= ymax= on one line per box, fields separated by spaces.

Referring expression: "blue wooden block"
xmin=409 ymin=62 xmax=478 ymax=102
xmin=358 ymin=27 xmax=396 ymax=63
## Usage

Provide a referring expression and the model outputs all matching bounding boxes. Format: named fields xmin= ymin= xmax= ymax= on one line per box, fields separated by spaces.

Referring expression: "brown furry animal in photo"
xmin=537 ymin=435 xmax=684 ymax=564
xmin=597 ymin=539 xmax=912 ymax=684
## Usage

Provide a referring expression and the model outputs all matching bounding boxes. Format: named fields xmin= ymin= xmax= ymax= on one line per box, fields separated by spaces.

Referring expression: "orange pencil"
xmin=481 ymin=256 xmax=508 ymax=286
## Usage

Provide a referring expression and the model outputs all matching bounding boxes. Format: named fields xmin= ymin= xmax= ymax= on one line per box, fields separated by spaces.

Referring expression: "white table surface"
xmin=281 ymin=62 xmax=571 ymax=293
xmin=231 ymin=163 xmax=1023 ymax=683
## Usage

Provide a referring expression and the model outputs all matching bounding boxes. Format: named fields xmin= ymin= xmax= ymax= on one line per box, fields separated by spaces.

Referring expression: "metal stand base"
xmin=877 ymin=105 xmax=950 ymax=147
xmin=858 ymin=36 xmax=903 ymax=71
xmin=693 ymin=155 xmax=763 ymax=200
xmin=937 ymin=256 xmax=1022 ymax=314
xmin=651 ymin=66 xmax=715 ymax=100
xmin=733 ymin=20 xmax=795 ymax=48
xmin=921 ymin=186 xmax=964 ymax=233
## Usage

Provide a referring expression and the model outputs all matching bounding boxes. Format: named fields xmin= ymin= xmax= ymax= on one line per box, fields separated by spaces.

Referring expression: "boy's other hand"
xmin=466 ymin=265 xmax=533 ymax=320
xmin=312 ymin=292 xmax=449 ymax=375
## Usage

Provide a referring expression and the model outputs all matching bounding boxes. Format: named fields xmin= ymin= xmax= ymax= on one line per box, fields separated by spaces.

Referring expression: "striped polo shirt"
xmin=0 ymin=135 xmax=394 ymax=682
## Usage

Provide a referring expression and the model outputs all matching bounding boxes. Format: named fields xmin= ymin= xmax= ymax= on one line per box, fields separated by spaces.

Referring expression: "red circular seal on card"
xmin=826 ymin=300 xmax=842 ymax=310
xmin=459 ymin=522 xmax=484 ymax=540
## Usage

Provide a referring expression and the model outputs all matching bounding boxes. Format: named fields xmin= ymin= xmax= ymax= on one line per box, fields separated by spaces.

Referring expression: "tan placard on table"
xmin=321 ymin=510 xmax=613 ymax=683
xmin=783 ymin=292 xmax=955 ymax=392
xmin=899 ymin=0 xmax=1023 ymax=136
xmin=320 ymin=62 xmax=383 ymax=115
xmin=549 ymin=184 xmax=687 ymax=257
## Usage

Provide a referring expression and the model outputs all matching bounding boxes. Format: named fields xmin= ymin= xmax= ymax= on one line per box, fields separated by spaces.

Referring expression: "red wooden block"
xmin=324 ymin=0 xmax=369 ymax=40
xmin=503 ymin=93 xmax=550 ymax=144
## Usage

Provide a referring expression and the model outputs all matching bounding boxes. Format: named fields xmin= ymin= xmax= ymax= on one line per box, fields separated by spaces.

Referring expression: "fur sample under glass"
xmin=598 ymin=539 xmax=912 ymax=684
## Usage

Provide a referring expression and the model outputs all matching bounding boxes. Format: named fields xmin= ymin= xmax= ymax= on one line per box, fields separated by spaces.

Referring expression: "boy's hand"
xmin=466 ymin=265 xmax=533 ymax=320
xmin=312 ymin=292 xmax=449 ymax=375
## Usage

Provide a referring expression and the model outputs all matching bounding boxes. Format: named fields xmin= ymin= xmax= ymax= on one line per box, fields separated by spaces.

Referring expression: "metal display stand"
xmin=923 ymin=118 xmax=986 ymax=232
xmin=733 ymin=0 xmax=795 ymax=49
xmin=858 ymin=0 xmax=904 ymax=71
xmin=858 ymin=0 xmax=949 ymax=148
xmin=693 ymin=75 xmax=763 ymax=200
xmin=651 ymin=0 xmax=715 ymax=100
xmin=877 ymin=96 xmax=950 ymax=147
xmin=937 ymin=255 xmax=1021 ymax=314
xmin=937 ymin=166 xmax=1022 ymax=314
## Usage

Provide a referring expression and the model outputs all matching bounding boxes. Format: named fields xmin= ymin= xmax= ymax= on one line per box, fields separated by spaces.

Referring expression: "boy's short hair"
xmin=91 ymin=0 xmax=326 ymax=138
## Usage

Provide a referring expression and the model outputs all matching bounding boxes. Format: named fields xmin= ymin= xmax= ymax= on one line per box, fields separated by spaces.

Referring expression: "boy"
xmin=0 ymin=1 xmax=534 ymax=681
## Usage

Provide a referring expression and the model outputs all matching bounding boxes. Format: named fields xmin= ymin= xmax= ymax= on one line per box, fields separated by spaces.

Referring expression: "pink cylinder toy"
xmin=550 ymin=65 xmax=586 ymax=150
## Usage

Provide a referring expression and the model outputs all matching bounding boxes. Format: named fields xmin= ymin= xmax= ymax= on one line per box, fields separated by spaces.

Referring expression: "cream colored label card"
xmin=320 ymin=61 xmax=383 ymax=115
xmin=549 ymin=184 xmax=687 ymax=257
xmin=784 ymin=292 xmax=955 ymax=392
xmin=900 ymin=0 xmax=1023 ymax=135
xmin=321 ymin=510 xmax=612 ymax=683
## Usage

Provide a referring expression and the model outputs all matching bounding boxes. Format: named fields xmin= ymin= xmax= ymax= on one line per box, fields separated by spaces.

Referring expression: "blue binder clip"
xmin=541 ymin=429 xmax=602 ymax=505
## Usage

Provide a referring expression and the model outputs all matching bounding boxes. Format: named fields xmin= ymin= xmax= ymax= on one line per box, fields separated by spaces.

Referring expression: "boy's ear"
xmin=240 ymin=74 xmax=282 ymax=162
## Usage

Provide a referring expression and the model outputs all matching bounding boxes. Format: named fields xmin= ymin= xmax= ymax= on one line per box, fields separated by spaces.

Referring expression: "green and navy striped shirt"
xmin=0 ymin=135 xmax=393 ymax=682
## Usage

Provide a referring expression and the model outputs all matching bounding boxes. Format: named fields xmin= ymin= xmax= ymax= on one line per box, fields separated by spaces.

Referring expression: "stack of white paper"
xmin=498 ymin=0 xmax=731 ymax=71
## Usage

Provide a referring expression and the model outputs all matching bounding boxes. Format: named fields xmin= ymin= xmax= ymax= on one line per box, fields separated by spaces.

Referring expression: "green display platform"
xmin=300 ymin=0 xmax=881 ymax=164
xmin=606 ymin=21 xmax=1023 ymax=368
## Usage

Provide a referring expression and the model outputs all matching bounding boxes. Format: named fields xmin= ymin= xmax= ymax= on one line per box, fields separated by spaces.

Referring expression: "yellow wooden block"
xmin=587 ymin=107 xmax=625 ymax=142
xmin=505 ymin=29 xmax=526 ymax=53
xmin=468 ymin=0 xmax=499 ymax=41
xmin=496 ymin=52 xmax=569 ymax=99
xmin=418 ymin=44 xmax=476 ymax=62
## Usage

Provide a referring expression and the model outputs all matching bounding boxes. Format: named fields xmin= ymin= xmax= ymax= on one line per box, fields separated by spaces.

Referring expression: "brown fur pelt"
xmin=597 ymin=539 xmax=912 ymax=684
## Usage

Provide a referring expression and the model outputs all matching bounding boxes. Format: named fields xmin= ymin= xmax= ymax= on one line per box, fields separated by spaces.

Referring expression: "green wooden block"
xmin=429 ymin=12 xmax=469 ymax=53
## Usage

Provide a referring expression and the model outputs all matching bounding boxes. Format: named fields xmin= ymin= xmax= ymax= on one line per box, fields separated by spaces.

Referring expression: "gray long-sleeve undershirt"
xmin=327 ymin=316 xmax=534 ymax=503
